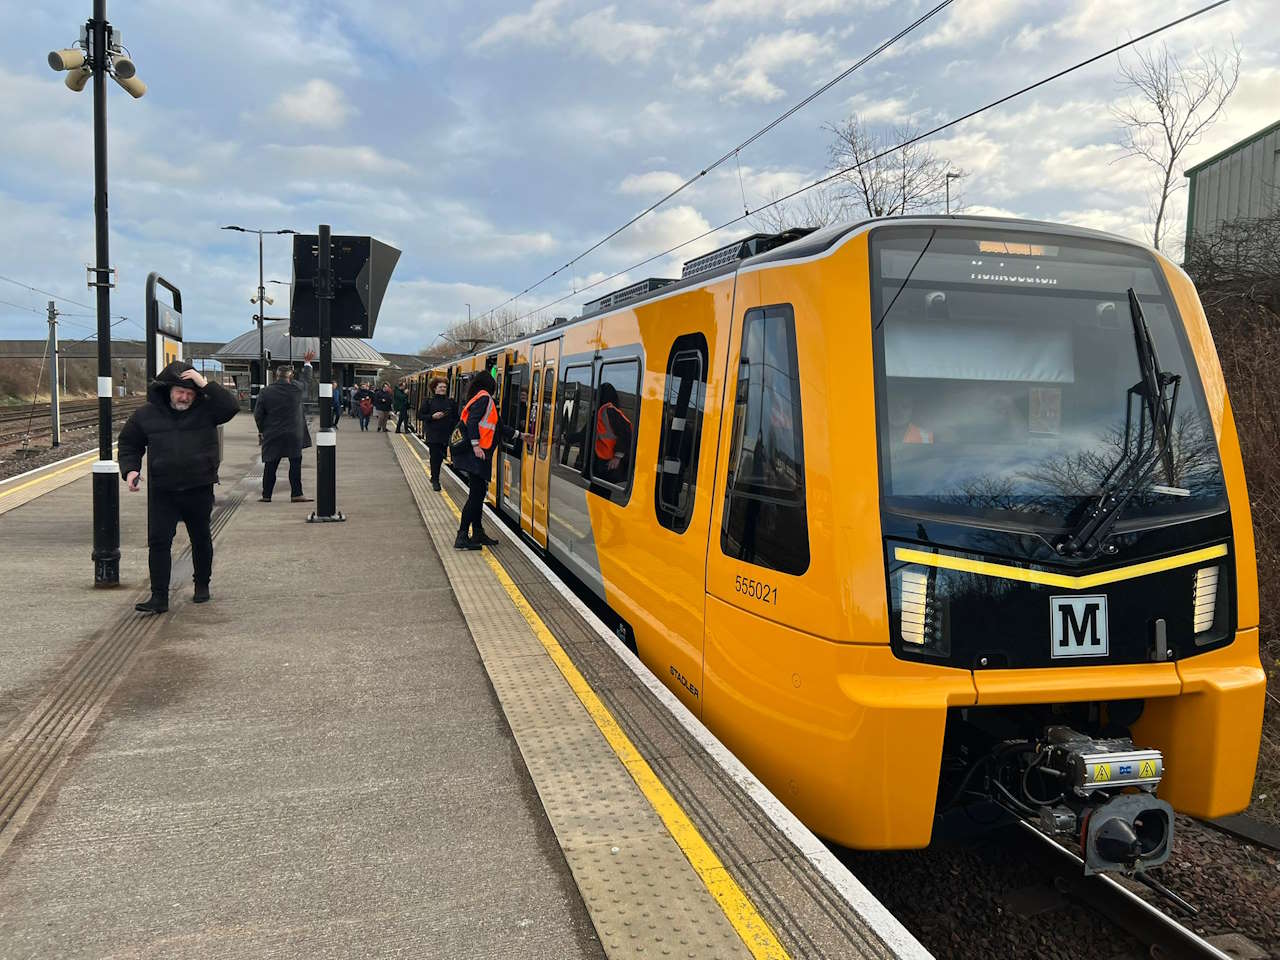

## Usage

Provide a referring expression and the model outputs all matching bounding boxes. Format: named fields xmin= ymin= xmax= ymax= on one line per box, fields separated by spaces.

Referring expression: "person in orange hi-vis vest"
xmin=593 ymin=382 xmax=633 ymax=483
xmin=453 ymin=371 xmax=529 ymax=550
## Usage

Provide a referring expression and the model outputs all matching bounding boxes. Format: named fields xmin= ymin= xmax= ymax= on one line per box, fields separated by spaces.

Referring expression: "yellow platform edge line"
xmin=400 ymin=436 xmax=789 ymax=960
xmin=895 ymin=542 xmax=1229 ymax=589
xmin=0 ymin=444 xmax=115 ymax=500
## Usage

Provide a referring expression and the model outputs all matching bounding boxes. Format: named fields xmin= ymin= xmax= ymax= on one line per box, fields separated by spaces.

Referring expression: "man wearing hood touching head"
xmin=117 ymin=361 xmax=239 ymax=614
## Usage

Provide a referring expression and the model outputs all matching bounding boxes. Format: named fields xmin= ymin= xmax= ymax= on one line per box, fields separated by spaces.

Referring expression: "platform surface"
xmin=0 ymin=412 xmax=925 ymax=959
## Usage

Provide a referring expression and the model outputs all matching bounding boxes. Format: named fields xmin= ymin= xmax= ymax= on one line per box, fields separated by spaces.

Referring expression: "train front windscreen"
xmin=869 ymin=225 xmax=1227 ymax=535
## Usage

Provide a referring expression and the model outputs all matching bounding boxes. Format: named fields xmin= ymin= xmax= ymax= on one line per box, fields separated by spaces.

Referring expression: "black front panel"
xmin=885 ymin=525 xmax=1236 ymax=670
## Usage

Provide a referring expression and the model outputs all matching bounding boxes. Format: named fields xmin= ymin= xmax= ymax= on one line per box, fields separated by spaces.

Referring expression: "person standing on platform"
xmin=374 ymin=383 xmax=394 ymax=432
xmin=419 ymin=377 xmax=456 ymax=491
xmin=354 ymin=382 xmax=374 ymax=431
xmin=330 ymin=380 xmax=342 ymax=430
xmin=451 ymin=371 xmax=526 ymax=550
xmin=255 ymin=350 xmax=315 ymax=504
xmin=393 ymin=380 xmax=411 ymax=433
xmin=117 ymin=361 xmax=239 ymax=614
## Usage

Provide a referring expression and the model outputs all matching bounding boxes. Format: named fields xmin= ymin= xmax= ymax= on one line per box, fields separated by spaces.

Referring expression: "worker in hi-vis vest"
xmin=593 ymin=382 xmax=633 ymax=483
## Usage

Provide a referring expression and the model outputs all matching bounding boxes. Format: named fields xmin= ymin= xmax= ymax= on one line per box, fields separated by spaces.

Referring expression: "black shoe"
xmin=193 ymin=584 xmax=210 ymax=604
xmin=135 ymin=594 xmax=168 ymax=615
xmin=472 ymin=532 xmax=500 ymax=547
xmin=258 ymin=496 xmax=271 ymax=502
xmin=453 ymin=534 xmax=482 ymax=551
xmin=431 ymin=481 xmax=441 ymax=491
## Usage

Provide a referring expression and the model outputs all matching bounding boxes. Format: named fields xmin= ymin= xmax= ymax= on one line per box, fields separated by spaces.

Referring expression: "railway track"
xmin=0 ymin=398 xmax=144 ymax=447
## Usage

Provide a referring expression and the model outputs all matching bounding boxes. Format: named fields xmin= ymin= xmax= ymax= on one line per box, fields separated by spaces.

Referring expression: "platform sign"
xmin=145 ymin=274 xmax=185 ymax=383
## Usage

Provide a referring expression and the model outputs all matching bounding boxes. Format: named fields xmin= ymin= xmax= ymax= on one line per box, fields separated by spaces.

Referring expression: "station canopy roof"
xmin=212 ymin=321 xmax=388 ymax=367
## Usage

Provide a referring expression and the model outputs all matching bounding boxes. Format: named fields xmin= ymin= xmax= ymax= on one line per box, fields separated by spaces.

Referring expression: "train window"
xmin=655 ymin=334 xmax=708 ymax=534
xmin=538 ymin=365 xmax=555 ymax=460
xmin=590 ymin=359 xmax=640 ymax=492
xmin=721 ymin=304 xmax=809 ymax=575
xmin=559 ymin=365 xmax=594 ymax=472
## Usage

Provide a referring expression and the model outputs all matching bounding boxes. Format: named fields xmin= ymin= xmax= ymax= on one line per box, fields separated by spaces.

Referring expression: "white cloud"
xmin=267 ymin=79 xmax=355 ymax=129
xmin=691 ymin=0 xmax=882 ymax=21
xmin=568 ymin=7 xmax=671 ymax=64
xmin=619 ymin=170 xmax=685 ymax=195
xmin=682 ymin=30 xmax=835 ymax=102
xmin=919 ymin=0 xmax=1029 ymax=50
xmin=263 ymin=144 xmax=411 ymax=177
xmin=471 ymin=0 xmax=566 ymax=49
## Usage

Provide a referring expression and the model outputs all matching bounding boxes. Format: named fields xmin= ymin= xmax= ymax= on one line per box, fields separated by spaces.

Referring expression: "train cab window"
xmin=721 ymin=305 xmax=809 ymax=575
xmin=590 ymin=360 xmax=640 ymax=493
xmin=538 ymin=365 xmax=555 ymax=460
xmin=656 ymin=335 xmax=708 ymax=534
xmin=558 ymin=365 xmax=594 ymax=472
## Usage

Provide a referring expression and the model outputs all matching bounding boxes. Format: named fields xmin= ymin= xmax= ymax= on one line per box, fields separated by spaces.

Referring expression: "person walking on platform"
xmin=393 ymin=380 xmax=411 ymax=433
xmin=374 ymin=383 xmax=394 ymax=432
xmin=419 ymin=377 xmax=456 ymax=491
xmin=117 ymin=361 xmax=239 ymax=614
xmin=354 ymin=382 xmax=374 ymax=431
xmin=451 ymin=371 xmax=526 ymax=550
xmin=255 ymin=350 xmax=315 ymax=504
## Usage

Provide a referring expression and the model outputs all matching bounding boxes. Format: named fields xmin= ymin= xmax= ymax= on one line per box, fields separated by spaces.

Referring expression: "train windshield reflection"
xmin=870 ymin=226 xmax=1226 ymax=530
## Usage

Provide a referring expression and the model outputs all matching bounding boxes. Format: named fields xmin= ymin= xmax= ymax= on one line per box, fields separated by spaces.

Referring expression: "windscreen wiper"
xmin=1057 ymin=289 xmax=1181 ymax=558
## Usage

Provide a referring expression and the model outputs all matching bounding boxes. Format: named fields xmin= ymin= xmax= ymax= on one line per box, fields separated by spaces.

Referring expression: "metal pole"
xmin=946 ymin=178 xmax=951 ymax=215
xmin=255 ymin=229 xmax=265 ymax=407
xmin=90 ymin=0 xmax=120 ymax=586
xmin=48 ymin=302 xmax=61 ymax=447
xmin=311 ymin=224 xmax=342 ymax=522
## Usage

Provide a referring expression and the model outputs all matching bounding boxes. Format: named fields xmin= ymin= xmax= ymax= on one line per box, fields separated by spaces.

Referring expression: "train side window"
xmin=538 ymin=365 xmax=555 ymax=460
xmin=559 ymin=365 xmax=594 ymax=472
xmin=527 ymin=369 xmax=541 ymax=439
xmin=656 ymin=335 xmax=708 ymax=534
xmin=591 ymin=359 xmax=640 ymax=493
xmin=721 ymin=304 xmax=809 ymax=575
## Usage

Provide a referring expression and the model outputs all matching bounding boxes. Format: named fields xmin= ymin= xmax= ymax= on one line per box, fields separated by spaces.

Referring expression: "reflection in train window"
xmin=721 ymin=304 xmax=809 ymax=575
xmin=559 ymin=365 xmax=594 ymax=472
xmin=591 ymin=360 xmax=640 ymax=492
xmin=656 ymin=335 xmax=708 ymax=534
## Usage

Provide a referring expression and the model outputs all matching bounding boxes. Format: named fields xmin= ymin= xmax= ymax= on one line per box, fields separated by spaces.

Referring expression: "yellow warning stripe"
xmin=894 ymin=542 xmax=1229 ymax=589
xmin=401 ymin=437 xmax=789 ymax=960
xmin=0 ymin=446 xmax=113 ymax=500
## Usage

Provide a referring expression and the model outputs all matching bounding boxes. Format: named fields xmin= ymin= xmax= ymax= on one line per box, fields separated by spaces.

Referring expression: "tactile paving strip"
xmin=391 ymin=437 xmax=755 ymax=960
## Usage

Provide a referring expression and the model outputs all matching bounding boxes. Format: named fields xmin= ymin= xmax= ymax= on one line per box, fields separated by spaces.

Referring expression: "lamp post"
xmin=945 ymin=171 xmax=962 ymax=215
xmin=221 ymin=226 xmax=295 ymax=409
xmin=48 ymin=1 xmax=147 ymax=586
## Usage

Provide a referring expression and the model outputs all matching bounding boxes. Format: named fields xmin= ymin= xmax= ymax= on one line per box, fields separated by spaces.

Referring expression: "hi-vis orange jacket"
xmin=595 ymin=402 xmax=632 ymax=460
xmin=461 ymin=390 xmax=499 ymax=450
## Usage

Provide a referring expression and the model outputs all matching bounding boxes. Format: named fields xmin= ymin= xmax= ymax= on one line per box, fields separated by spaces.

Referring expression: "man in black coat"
xmin=118 ymin=361 xmax=239 ymax=614
xmin=254 ymin=350 xmax=315 ymax=503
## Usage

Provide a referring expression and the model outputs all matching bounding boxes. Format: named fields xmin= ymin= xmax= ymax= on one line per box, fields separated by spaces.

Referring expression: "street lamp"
xmin=48 ymin=1 xmax=148 ymax=587
xmin=945 ymin=171 xmax=963 ymax=215
xmin=221 ymin=226 xmax=295 ymax=409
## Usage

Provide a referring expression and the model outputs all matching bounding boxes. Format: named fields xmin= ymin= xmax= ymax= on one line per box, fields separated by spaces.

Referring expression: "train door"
xmin=499 ymin=362 xmax=527 ymax=517
xmin=520 ymin=343 xmax=545 ymax=540
xmin=531 ymin=339 xmax=561 ymax=546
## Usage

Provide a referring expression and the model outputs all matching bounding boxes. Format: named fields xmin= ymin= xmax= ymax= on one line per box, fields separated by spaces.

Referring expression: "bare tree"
xmin=1112 ymin=41 xmax=1240 ymax=254
xmin=824 ymin=115 xmax=956 ymax=218
xmin=417 ymin=305 xmax=551 ymax=360
xmin=750 ymin=183 xmax=847 ymax=233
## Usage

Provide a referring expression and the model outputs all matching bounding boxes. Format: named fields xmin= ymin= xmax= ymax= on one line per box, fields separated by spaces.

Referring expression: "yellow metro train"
xmin=408 ymin=216 xmax=1265 ymax=874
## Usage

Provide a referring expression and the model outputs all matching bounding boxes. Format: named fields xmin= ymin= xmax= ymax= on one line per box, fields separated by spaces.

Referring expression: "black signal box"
xmin=289 ymin=234 xmax=401 ymax=339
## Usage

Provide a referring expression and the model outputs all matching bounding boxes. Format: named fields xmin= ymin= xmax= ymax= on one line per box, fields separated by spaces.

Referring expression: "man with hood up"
xmin=254 ymin=349 xmax=315 ymax=503
xmin=118 ymin=361 xmax=240 ymax=614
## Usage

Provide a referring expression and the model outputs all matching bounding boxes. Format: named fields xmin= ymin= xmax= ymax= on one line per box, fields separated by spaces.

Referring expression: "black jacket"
xmin=419 ymin=395 xmax=458 ymax=445
xmin=454 ymin=391 xmax=519 ymax=480
xmin=117 ymin=361 xmax=239 ymax=492
xmin=255 ymin=364 xmax=313 ymax=461
xmin=373 ymin=389 xmax=394 ymax=412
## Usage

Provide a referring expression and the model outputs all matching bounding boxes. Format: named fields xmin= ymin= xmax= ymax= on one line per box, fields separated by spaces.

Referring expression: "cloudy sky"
xmin=0 ymin=0 xmax=1275 ymax=356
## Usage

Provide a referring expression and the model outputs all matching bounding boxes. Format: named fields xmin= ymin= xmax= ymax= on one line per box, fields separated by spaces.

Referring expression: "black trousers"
xmin=263 ymin=455 xmax=303 ymax=499
xmin=148 ymin=484 xmax=215 ymax=594
xmin=457 ymin=470 xmax=489 ymax=539
xmin=427 ymin=442 xmax=446 ymax=485
xmin=395 ymin=409 xmax=409 ymax=432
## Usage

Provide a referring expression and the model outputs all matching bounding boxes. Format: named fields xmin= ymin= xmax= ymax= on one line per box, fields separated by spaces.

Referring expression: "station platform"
xmin=0 ymin=413 xmax=927 ymax=959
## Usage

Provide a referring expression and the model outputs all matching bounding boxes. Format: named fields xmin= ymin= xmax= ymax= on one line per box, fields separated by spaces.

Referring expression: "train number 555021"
xmin=734 ymin=575 xmax=778 ymax=604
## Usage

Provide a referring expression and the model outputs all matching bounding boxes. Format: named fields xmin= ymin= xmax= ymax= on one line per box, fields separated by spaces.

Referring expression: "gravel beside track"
xmin=841 ymin=812 xmax=1278 ymax=959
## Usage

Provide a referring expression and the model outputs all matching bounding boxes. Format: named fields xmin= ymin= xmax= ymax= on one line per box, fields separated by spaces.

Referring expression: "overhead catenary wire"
xmin=472 ymin=0 xmax=956 ymax=326
xmin=0 ymin=273 xmax=98 ymax=313
xmin=488 ymin=0 xmax=1235 ymax=335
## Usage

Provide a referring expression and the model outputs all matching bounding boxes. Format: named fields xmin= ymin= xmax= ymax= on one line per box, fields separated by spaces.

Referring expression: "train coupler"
xmin=994 ymin=726 xmax=1175 ymax=875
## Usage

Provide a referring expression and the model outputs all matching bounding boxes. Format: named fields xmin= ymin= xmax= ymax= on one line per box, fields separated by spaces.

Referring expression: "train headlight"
xmin=1192 ymin=565 xmax=1218 ymax=634
xmin=895 ymin=565 xmax=949 ymax=656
